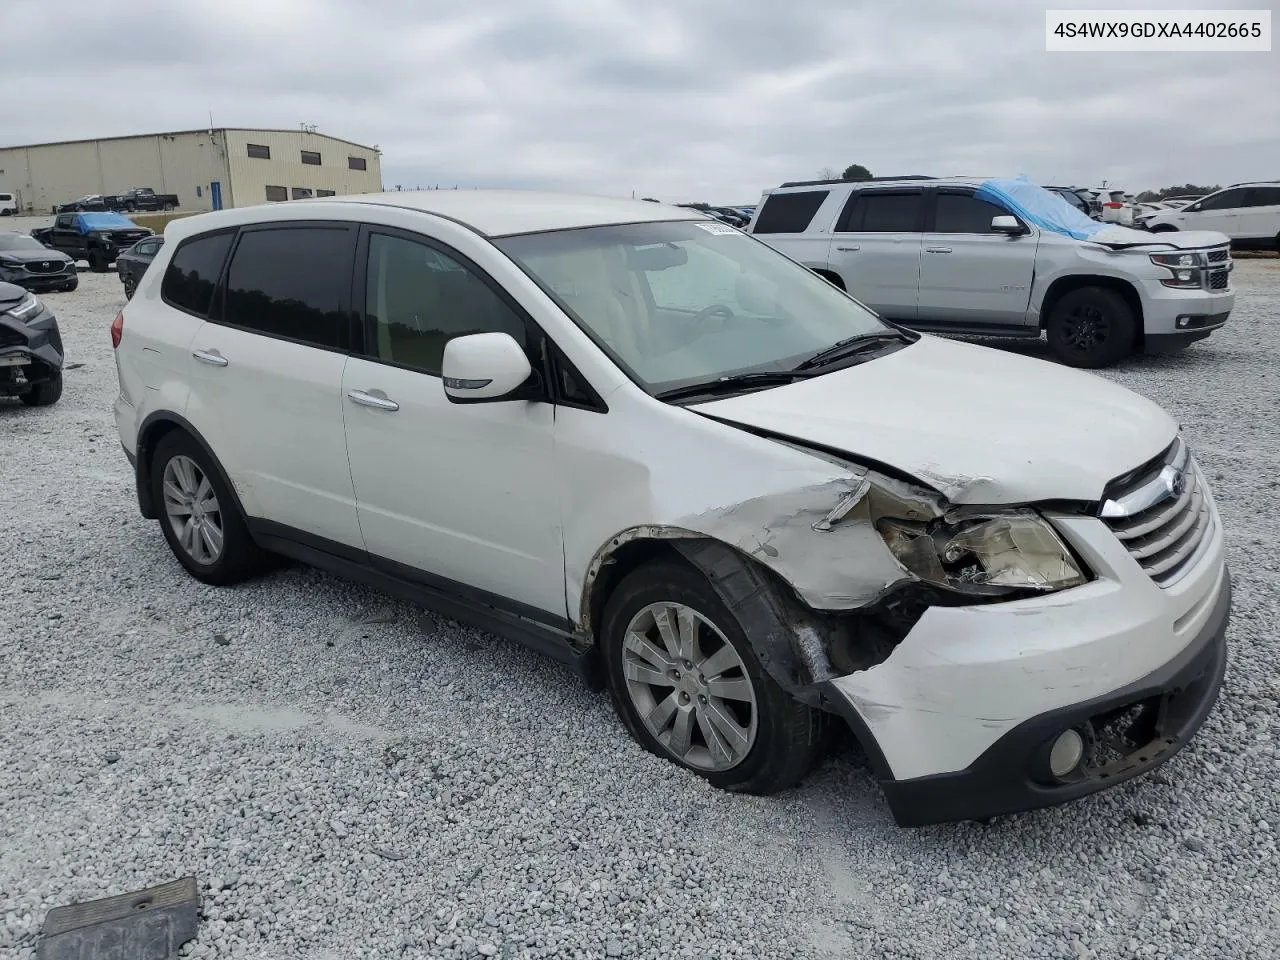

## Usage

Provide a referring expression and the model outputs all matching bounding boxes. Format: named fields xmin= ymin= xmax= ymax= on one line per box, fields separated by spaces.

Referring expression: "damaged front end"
xmin=0 ymin=283 xmax=64 ymax=399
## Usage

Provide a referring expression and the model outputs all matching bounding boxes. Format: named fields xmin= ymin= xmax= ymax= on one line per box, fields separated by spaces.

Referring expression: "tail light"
xmin=111 ymin=311 xmax=123 ymax=349
xmin=1103 ymin=201 xmax=1124 ymax=208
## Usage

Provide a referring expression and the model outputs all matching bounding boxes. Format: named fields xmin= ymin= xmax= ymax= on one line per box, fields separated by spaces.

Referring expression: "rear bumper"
xmin=860 ymin=570 xmax=1229 ymax=826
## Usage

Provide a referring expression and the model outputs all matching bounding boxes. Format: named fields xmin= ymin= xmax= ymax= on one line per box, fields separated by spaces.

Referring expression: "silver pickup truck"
xmin=749 ymin=176 xmax=1235 ymax=368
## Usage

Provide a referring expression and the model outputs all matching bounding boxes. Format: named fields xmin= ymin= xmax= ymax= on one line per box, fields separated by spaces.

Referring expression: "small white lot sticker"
xmin=693 ymin=222 xmax=741 ymax=235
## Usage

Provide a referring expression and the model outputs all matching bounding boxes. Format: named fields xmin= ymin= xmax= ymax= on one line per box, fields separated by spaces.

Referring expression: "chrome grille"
xmin=1101 ymin=438 xmax=1213 ymax=587
xmin=1207 ymin=248 xmax=1229 ymax=263
xmin=1209 ymin=270 xmax=1229 ymax=290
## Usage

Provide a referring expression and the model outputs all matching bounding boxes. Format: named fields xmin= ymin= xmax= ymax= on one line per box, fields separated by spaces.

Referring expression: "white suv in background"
xmin=0 ymin=191 xmax=18 ymax=216
xmin=749 ymin=176 xmax=1235 ymax=367
xmin=1142 ymin=182 xmax=1280 ymax=250
xmin=112 ymin=191 xmax=1230 ymax=826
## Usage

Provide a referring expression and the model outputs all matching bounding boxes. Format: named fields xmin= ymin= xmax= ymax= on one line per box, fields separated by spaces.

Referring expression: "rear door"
xmin=184 ymin=221 xmax=363 ymax=549
xmin=826 ymin=189 xmax=924 ymax=319
xmin=916 ymin=188 xmax=1037 ymax=328
xmin=748 ymin=188 xmax=834 ymax=271
xmin=1239 ymin=186 xmax=1280 ymax=242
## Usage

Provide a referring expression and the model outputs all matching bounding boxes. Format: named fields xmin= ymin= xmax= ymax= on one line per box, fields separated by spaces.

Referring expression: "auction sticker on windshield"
xmin=693 ymin=222 xmax=741 ymax=235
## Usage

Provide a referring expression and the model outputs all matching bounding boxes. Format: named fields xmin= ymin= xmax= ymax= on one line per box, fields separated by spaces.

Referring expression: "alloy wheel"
xmin=162 ymin=455 xmax=224 ymax=564
xmin=1060 ymin=303 xmax=1111 ymax=351
xmin=621 ymin=602 xmax=759 ymax=771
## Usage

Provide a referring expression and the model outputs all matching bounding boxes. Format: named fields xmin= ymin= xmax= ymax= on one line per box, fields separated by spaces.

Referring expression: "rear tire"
xmin=122 ymin=275 xmax=136 ymax=299
xmin=88 ymin=251 xmax=109 ymax=272
xmin=20 ymin=372 xmax=62 ymax=407
xmin=1046 ymin=286 xmax=1137 ymax=369
xmin=600 ymin=559 xmax=826 ymax=794
xmin=150 ymin=431 xmax=268 ymax=586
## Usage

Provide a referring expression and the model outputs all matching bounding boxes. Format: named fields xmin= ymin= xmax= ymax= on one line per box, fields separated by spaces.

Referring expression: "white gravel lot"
xmin=2 ymin=256 xmax=1279 ymax=960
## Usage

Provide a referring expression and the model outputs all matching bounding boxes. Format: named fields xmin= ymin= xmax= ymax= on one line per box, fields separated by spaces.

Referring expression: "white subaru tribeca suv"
xmin=111 ymin=191 xmax=1230 ymax=826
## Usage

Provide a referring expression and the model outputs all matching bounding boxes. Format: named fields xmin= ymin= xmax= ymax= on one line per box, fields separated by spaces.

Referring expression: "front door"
xmin=1180 ymin=188 xmax=1249 ymax=238
xmin=825 ymin=189 xmax=924 ymax=320
xmin=341 ymin=226 xmax=566 ymax=620
xmin=210 ymin=181 xmax=223 ymax=211
xmin=916 ymin=189 xmax=1038 ymax=328
xmin=184 ymin=221 xmax=363 ymax=549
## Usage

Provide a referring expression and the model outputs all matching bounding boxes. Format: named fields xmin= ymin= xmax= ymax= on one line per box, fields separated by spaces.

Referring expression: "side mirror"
xmin=991 ymin=215 xmax=1026 ymax=235
xmin=441 ymin=332 xmax=535 ymax=404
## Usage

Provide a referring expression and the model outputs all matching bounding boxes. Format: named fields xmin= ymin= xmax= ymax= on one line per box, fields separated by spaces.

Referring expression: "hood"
xmin=691 ymin=336 xmax=1178 ymax=505
xmin=1084 ymin=225 xmax=1230 ymax=250
xmin=0 ymin=280 xmax=26 ymax=306
xmin=0 ymin=249 xmax=73 ymax=264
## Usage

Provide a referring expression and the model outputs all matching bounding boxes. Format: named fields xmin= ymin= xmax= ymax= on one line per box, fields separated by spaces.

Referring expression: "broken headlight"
xmin=877 ymin=512 xmax=1087 ymax=595
xmin=3 ymin=293 xmax=43 ymax=324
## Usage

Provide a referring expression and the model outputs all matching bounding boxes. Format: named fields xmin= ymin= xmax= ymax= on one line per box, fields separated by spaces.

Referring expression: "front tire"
xmin=1046 ymin=286 xmax=1137 ymax=369
xmin=20 ymin=372 xmax=62 ymax=407
xmin=89 ymin=251 xmax=109 ymax=272
xmin=122 ymin=274 xmax=137 ymax=299
xmin=601 ymin=559 xmax=826 ymax=794
xmin=150 ymin=431 xmax=267 ymax=585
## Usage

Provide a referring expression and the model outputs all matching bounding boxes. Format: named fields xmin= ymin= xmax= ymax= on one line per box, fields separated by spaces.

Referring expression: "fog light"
xmin=1049 ymin=729 xmax=1085 ymax=778
xmin=1176 ymin=316 xmax=1191 ymax=328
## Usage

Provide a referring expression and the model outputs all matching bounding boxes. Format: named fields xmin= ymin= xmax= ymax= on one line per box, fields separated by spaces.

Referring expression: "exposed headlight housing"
xmin=1150 ymin=251 xmax=1204 ymax=288
xmin=3 ymin=293 xmax=43 ymax=323
xmin=877 ymin=511 xmax=1088 ymax=595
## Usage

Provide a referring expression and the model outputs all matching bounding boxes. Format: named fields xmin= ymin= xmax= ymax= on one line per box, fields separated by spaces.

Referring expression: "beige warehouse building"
xmin=0 ymin=127 xmax=383 ymax=214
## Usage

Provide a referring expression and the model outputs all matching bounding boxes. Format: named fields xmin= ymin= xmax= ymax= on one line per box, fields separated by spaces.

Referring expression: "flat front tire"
xmin=1046 ymin=287 xmax=1137 ymax=368
xmin=20 ymin=372 xmax=62 ymax=407
xmin=601 ymin=559 xmax=826 ymax=794
xmin=150 ymin=431 xmax=267 ymax=585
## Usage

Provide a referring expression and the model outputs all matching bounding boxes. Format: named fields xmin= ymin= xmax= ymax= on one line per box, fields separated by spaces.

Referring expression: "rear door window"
xmin=838 ymin=191 xmax=924 ymax=233
xmin=750 ymin=190 xmax=830 ymax=233
xmin=1245 ymin=186 xmax=1280 ymax=207
xmin=219 ymin=225 xmax=356 ymax=350
xmin=160 ymin=230 xmax=236 ymax=317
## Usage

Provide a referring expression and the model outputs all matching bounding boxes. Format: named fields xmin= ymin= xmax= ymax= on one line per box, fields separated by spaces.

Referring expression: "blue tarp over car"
xmin=974 ymin=176 xmax=1107 ymax=241
xmin=74 ymin=212 xmax=137 ymax=233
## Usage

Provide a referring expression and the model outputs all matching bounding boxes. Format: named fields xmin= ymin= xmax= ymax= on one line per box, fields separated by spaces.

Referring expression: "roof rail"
xmin=777 ymin=175 xmax=936 ymax=188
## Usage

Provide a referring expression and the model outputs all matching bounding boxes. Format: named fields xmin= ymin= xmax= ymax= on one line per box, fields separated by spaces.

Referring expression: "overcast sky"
xmin=3 ymin=0 xmax=1276 ymax=202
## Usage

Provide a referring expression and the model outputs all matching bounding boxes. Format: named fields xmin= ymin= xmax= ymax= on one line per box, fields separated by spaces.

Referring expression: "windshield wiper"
xmin=655 ymin=371 xmax=815 ymax=402
xmin=793 ymin=331 xmax=912 ymax=371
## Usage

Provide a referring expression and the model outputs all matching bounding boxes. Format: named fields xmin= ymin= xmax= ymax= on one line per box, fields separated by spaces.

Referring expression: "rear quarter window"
xmin=161 ymin=230 xmax=236 ymax=317
xmin=750 ymin=190 xmax=830 ymax=234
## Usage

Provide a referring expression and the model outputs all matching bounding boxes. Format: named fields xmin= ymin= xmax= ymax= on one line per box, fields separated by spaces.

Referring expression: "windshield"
xmin=494 ymin=220 xmax=893 ymax=393
xmin=0 ymin=234 xmax=48 ymax=252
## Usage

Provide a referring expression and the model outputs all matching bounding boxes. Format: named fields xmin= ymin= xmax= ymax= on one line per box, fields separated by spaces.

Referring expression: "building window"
xmin=301 ymin=150 xmax=321 ymax=166
xmin=348 ymin=156 xmax=367 ymax=171
xmin=247 ymin=143 xmax=271 ymax=159
xmin=265 ymin=185 xmax=288 ymax=202
xmin=316 ymin=189 xmax=336 ymax=197
xmin=291 ymin=187 xmax=314 ymax=200
xmin=196 ymin=185 xmax=203 ymax=198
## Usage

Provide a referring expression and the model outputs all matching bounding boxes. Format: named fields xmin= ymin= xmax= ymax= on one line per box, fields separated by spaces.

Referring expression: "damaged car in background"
xmin=1 ymin=281 xmax=64 ymax=406
xmin=112 ymin=192 xmax=1230 ymax=827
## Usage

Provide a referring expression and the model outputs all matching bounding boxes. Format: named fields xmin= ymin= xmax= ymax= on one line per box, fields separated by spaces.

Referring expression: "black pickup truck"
xmin=31 ymin=212 xmax=154 ymax=271
xmin=118 ymin=187 xmax=179 ymax=212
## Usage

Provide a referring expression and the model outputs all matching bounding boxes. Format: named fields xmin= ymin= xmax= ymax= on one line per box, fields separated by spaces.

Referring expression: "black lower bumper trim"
xmin=1145 ymin=313 xmax=1230 ymax=354
xmin=826 ymin=568 xmax=1231 ymax=827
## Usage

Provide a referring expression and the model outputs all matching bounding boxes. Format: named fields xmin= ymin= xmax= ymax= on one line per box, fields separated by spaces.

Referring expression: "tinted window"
xmin=348 ymin=156 xmax=367 ymax=171
xmin=246 ymin=143 xmax=270 ymax=159
xmin=934 ymin=193 xmax=1011 ymax=233
xmin=364 ymin=232 xmax=527 ymax=376
xmin=1246 ymin=186 xmax=1280 ymax=207
xmin=291 ymin=187 xmax=314 ymax=200
xmin=301 ymin=151 xmax=321 ymax=166
xmin=161 ymin=231 xmax=234 ymax=316
xmin=1197 ymin=189 xmax=1247 ymax=211
xmin=316 ymin=189 xmax=336 ymax=197
xmin=751 ymin=191 xmax=829 ymax=234
xmin=221 ymin=227 xmax=354 ymax=350
xmin=858 ymin=192 xmax=922 ymax=232
xmin=264 ymin=186 xmax=287 ymax=202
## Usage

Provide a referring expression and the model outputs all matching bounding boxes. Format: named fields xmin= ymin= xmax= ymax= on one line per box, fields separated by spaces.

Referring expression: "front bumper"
xmin=821 ymin=505 xmax=1230 ymax=827
xmin=0 ymin=267 xmax=77 ymax=292
xmin=0 ymin=307 xmax=64 ymax=394
xmin=1140 ymin=283 xmax=1234 ymax=338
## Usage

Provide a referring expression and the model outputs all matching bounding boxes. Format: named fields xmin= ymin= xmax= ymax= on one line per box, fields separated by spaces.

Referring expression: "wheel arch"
xmin=1040 ymin=274 xmax=1145 ymax=346
xmin=135 ymin=411 xmax=247 ymax=523
xmin=579 ymin=528 xmax=850 ymax=706
xmin=811 ymin=267 xmax=845 ymax=290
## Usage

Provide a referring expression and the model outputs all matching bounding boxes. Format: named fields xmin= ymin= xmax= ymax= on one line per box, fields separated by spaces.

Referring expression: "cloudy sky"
xmin=3 ymin=0 xmax=1276 ymax=202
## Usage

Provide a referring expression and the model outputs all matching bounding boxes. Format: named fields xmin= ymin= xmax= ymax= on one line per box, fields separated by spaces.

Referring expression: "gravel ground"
xmin=2 ymin=259 xmax=1279 ymax=960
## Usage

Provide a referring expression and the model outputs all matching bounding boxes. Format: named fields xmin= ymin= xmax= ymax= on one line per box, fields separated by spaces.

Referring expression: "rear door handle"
xmin=347 ymin=389 xmax=399 ymax=412
xmin=192 ymin=349 xmax=228 ymax=366
xmin=835 ymin=245 xmax=860 ymax=252
xmin=925 ymin=246 xmax=953 ymax=254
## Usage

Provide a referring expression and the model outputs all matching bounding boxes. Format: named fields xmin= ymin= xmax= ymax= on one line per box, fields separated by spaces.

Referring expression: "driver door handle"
xmin=192 ymin=349 xmax=228 ymax=367
xmin=925 ymin=246 xmax=953 ymax=254
xmin=347 ymin=389 xmax=399 ymax=412
xmin=835 ymin=245 xmax=860 ymax=252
